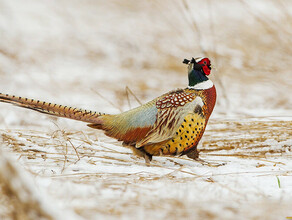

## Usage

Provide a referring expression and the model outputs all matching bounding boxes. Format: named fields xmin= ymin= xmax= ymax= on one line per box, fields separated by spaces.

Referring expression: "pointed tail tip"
xmin=0 ymin=92 xmax=108 ymax=125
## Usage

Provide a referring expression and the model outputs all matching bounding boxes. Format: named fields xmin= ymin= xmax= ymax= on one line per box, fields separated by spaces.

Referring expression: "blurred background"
xmin=0 ymin=0 xmax=291 ymax=128
xmin=0 ymin=1 xmax=292 ymax=219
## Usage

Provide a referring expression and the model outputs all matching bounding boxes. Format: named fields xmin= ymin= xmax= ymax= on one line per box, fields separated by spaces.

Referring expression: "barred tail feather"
xmin=0 ymin=93 xmax=106 ymax=124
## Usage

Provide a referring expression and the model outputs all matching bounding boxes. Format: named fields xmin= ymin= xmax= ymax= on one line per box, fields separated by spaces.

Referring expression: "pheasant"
xmin=0 ymin=57 xmax=216 ymax=164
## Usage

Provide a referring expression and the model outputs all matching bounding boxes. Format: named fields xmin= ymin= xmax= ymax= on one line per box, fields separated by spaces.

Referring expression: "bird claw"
xmin=144 ymin=155 xmax=152 ymax=166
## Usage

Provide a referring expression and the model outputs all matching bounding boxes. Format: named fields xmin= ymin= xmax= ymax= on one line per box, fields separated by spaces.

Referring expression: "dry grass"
xmin=202 ymin=120 xmax=292 ymax=158
xmin=0 ymin=0 xmax=292 ymax=219
xmin=1 ymin=120 xmax=291 ymax=168
xmin=0 ymin=149 xmax=57 ymax=220
xmin=0 ymin=119 xmax=291 ymax=219
xmin=0 ymin=0 xmax=291 ymax=111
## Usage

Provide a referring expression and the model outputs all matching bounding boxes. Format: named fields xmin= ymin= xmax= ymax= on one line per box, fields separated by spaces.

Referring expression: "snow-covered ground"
xmin=1 ymin=119 xmax=291 ymax=219
xmin=0 ymin=0 xmax=291 ymax=219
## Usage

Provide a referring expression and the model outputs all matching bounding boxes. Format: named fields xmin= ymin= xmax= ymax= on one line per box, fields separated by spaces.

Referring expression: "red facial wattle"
xmin=198 ymin=58 xmax=211 ymax=75
xmin=202 ymin=65 xmax=211 ymax=75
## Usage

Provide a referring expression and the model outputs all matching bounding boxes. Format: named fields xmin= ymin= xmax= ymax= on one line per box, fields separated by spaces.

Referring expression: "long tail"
xmin=0 ymin=93 xmax=106 ymax=124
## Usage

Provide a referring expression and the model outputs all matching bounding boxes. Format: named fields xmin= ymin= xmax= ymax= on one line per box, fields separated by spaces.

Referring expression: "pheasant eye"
xmin=203 ymin=61 xmax=207 ymax=65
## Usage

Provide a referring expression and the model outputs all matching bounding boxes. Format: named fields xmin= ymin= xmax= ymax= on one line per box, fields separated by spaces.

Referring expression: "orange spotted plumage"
xmin=0 ymin=57 xmax=216 ymax=164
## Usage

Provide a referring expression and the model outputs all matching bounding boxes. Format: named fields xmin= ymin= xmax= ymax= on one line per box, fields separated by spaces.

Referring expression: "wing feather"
xmin=95 ymin=89 xmax=204 ymax=147
xmin=136 ymin=91 xmax=204 ymax=147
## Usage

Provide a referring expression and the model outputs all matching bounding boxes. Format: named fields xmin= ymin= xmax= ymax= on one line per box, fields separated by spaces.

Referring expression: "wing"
xmin=91 ymin=89 xmax=204 ymax=147
xmin=135 ymin=90 xmax=204 ymax=147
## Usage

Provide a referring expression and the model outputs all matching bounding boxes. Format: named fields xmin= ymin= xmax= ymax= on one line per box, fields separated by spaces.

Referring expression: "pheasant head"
xmin=183 ymin=57 xmax=212 ymax=88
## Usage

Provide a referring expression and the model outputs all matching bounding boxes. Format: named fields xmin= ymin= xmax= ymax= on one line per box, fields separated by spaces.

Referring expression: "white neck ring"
xmin=188 ymin=79 xmax=213 ymax=90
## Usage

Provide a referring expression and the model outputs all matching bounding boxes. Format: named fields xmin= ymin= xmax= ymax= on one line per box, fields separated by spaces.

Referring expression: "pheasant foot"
xmin=186 ymin=148 xmax=225 ymax=167
xmin=127 ymin=145 xmax=153 ymax=166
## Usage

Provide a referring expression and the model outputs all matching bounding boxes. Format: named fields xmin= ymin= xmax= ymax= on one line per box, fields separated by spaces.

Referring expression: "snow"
xmin=0 ymin=0 xmax=292 ymax=219
xmin=1 ymin=119 xmax=291 ymax=219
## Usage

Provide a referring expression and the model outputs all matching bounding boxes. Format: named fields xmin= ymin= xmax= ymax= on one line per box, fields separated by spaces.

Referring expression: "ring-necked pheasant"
xmin=0 ymin=57 xmax=216 ymax=164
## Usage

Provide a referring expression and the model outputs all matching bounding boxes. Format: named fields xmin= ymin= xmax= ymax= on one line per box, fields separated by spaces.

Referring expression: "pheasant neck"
xmin=188 ymin=69 xmax=212 ymax=89
xmin=188 ymin=79 xmax=213 ymax=90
